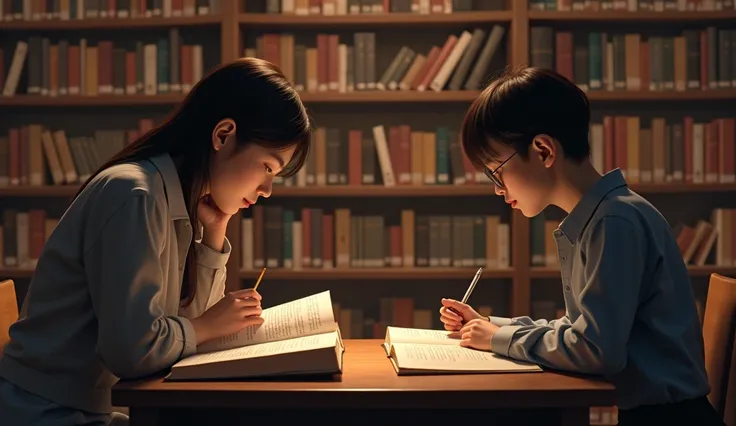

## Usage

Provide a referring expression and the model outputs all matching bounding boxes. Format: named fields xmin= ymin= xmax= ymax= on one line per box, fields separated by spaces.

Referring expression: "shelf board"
xmin=1 ymin=182 xmax=735 ymax=198
xmin=585 ymin=89 xmax=736 ymax=101
xmin=239 ymin=267 xmax=514 ymax=280
xmin=0 ymin=94 xmax=186 ymax=106
xmin=271 ymin=185 xmax=496 ymax=197
xmin=1 ymin=90 xmax=734 ymax=106
xmin=530 ymin=265 xmax=736 ymax=278
xmin=0 ymin=268 xmax=33 ymax=278
xmin=0 ymin=15 xmax=222 ymax=30
xmin=238 ymin=11 xmax=513 ymax=26
xmin=297 ymin=90 xmax=479 ymax=103
xmin=528 ymin=10 xmax=736 ymax=22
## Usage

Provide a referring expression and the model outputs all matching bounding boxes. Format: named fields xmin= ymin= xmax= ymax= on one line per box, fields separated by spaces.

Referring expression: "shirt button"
xmin=564 ymin=286 xmax=571 ymax=292
xmin=561 ymin=256 xmax=567 ymax=261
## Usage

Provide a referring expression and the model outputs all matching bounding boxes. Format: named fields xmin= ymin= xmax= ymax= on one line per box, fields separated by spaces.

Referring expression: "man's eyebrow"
xmin=269 ymin=152 xmax=286 ymax=168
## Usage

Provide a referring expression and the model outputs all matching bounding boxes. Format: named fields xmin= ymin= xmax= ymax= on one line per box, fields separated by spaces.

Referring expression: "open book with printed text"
xmin=382 ymin=326 xmax=542 ymax=375
xmin=166 ymin=290 xmax=344 ymax=381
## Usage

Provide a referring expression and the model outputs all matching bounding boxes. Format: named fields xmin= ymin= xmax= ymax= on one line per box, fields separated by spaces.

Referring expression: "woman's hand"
xmin=198 ymin=195 xmax=232 ymax=252
xmin=198 ymin=194 xmax=232 ymax=231
xmin=190 ymin=288 xmax=264 ymax=344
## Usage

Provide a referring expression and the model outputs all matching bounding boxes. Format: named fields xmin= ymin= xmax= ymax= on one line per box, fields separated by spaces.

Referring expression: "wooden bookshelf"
xmin=238 ymin=11 xmax=514 ymax=25
xmin=0 ymin=15 xmax=222 ymax=30
xmin=0 ymin=94 xmax=187 ymax=107
xmin=585 ymin=89 xmax=736 ymax=101
xmin=0 ymin=0 xmax=734 ymax=331
xmin=298 ymin=90 xmax=479 ymax=103
xmin=2 ymin=182 xmax=736 ymax=198
xmin=528 ymin=10 xmax=736 ymax=22
xmin=239 ymin=267 xmax=514 ymax=279
xmin=2 ymin=89 xmax=734 ymax=107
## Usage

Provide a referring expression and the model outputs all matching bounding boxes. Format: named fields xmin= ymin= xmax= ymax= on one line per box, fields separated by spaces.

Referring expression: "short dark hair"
xmin=461 ymin=66 xmax=591 ymax=170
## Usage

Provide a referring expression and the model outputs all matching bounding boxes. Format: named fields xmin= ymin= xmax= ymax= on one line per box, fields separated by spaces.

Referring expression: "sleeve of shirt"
xmin=490 ymin=314 xmax=572 ymax=328
xmin=177 ymin=237 xmax=231 ymax=318
xmin=85 ymin=193 xmax=198 ymax=379
xmin=490 ymin=216 xmax=643 ymax=375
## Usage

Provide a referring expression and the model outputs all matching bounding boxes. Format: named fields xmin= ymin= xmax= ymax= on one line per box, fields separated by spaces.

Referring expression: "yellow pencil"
xmin=253 ymin=267 xmax=267 ymax=291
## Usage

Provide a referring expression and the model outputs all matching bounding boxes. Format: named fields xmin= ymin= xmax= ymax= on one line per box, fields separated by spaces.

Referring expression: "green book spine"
xmin=588 ymin=32 xmax=602 ymax=90
xmin=157 ymin=38 xmax=169 ymax=93
xmin=435 ymin=127 xmax=450 ymax=184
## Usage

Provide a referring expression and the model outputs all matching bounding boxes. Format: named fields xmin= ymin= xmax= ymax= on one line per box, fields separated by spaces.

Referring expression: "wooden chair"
xmin=0 ymin=279 xmax=19 ymax=350
xmin=702 ymin=273 xmax=736 ymax=425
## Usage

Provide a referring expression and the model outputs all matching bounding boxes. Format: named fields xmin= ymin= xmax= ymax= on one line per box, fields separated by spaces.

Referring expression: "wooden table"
xmin=113 ymin=339 xmax=616 ymax=426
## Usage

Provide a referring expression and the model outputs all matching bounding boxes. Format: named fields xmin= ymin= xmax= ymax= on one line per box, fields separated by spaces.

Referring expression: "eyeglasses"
xmin=484 ymin=151 xmax=517 ymax=189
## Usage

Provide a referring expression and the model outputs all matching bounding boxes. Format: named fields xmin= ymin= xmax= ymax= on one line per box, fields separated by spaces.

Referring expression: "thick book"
xmin=382 ymin=326 xmax=542 ymax=375
xmin=166 ymin=290 xmax=345 ymax=381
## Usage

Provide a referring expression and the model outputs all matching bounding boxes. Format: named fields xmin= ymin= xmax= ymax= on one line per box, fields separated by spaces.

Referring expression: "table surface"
xmin=112 ymin=339 xmax=617 ymax=410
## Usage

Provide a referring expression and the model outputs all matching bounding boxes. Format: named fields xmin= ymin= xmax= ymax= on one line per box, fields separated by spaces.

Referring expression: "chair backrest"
xmin=702 ymin=273 xmax=736 ymax=424
xmin=0 ymin=279 xmax=18 ymax=349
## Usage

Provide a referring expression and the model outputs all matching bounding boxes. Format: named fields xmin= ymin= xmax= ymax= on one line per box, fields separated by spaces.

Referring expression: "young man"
xmin=439 ymin=66 xmax=723 ymax=426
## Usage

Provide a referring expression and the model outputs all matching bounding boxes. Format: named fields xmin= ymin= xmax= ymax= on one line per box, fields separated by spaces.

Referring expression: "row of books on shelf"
xmin=588 ymin=116 xmax=736 ymax=185
xmin=530 ymin=0 xmax=736 ymax=11
xmin=530 ymin=27 xmax=736 ymax=92
xmin=2 ymin=116 xmax=735 ymax=189
xmin=240 ymin=208 xmax=511 ymax=271
xmin=0 ymin=121 xmax=150 ymax=187
xmin=0 ymin=209 xmax=56 ymax=268
xmin=1 ymin=30 xmax=205 ymax=97
xmin=260 ymin=0 xmax=503 ymax=15
xmin=529 ymin=208 xmax=736 ymax=269
xmin=0 ymin=0 xmax=221 ymax=21
xmin=246 ymin=25 xmax=505 ymax=93
xmin=274 ymin=124 xmax=494 ymax=188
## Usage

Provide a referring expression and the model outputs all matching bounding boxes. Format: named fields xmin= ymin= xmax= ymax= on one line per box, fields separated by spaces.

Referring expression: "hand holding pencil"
xmin=439 ymin=267 xmax=487 ymax=332
xmin=190 ymin=268 xmax=267 ymax=345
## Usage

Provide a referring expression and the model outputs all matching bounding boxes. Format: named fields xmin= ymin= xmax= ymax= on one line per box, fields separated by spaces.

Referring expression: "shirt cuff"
xmin=194 ymin=237 xmax=231 ymax=269
xmin=489 ymin=316 xmax=514 ymax=326
xmin=172 ymin=316 xmax=198 ymax=359
xmin=491 ymin=325 xmax=522 ymax=358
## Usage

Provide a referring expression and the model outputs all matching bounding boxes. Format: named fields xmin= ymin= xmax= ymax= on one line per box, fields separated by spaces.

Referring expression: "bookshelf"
xmin=0 ymin=0 xmax=735 ymax=308
xmin=0 ymin=0 xmax=734 ymax=313
xmin=1 ymin=0 xmax=735 ymax=423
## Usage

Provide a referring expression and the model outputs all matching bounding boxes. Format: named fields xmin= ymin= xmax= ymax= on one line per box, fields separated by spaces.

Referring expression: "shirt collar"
xmin=558 ymin=168 xmax=628 ymax=243
xmin=148 ymin=153 xmax=189 ymax=221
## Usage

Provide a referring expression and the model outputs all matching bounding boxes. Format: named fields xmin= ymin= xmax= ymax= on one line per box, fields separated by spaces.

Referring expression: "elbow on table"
xmin=98 ymin=326 xmax=177 ymax=379
xmin=577 ymin=351 xmax=626 ymax=376
xmin=100 ymin=345 xmax=169 ymax=379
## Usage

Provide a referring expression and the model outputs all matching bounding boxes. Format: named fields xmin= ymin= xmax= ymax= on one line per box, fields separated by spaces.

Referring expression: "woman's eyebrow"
xmin=268 ymin=152 xmax=286 ymax=168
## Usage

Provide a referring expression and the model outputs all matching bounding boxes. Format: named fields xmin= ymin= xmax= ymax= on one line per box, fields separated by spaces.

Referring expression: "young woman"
xmin=0 ymin=57 xmax=311 ymax=426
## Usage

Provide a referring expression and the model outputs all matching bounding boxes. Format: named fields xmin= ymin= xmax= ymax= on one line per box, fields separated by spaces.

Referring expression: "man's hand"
xmin=439 ymin=298 xmax=486 ymax=331
xmin=449 ymin=318 xmax=499 ymax=351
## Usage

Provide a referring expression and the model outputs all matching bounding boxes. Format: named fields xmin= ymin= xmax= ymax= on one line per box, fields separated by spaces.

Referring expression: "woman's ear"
xmin=531 ymin=135 xmax=556 ymax=168
xmin=211 ymin=118 xmax=237 ymax=152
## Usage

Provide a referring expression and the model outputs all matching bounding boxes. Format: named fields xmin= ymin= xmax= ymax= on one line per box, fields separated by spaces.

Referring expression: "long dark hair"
xmin=75 ymin=58 xmax=312 ymax=307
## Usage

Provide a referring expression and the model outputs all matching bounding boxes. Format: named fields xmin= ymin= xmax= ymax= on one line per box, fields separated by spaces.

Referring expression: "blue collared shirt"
xmin=489 ymin=169 xmax=710 ymax=409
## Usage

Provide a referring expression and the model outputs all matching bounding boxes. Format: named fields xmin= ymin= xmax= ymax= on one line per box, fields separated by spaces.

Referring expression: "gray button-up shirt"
xmin=489 ymin=169 xmax=710 ymax=410
xmin=0 ymin=153 xmax=231 ymax=414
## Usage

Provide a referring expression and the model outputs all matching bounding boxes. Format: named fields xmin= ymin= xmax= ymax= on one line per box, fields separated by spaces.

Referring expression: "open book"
xmin=166 ymin=290 xmax=344 ymax=381
xmin=382 ymin=326 xmax=542 ymax=375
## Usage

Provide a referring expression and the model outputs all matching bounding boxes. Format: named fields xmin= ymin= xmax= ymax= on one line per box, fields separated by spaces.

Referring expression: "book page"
xmin=392 ymin=343 xmax=542 ymax=372
xmin=385 ymin=326 xmax=460 ymax=346
xmin=174 ymin=331 xmax=339 ymax=368
xmin=197 ymin=291 xmax=337 ymax=353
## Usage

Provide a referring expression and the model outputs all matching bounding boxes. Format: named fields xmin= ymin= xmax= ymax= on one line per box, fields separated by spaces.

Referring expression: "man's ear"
xmin=211 ymin=118 xmax=236 ymax=152
xmin=531 ymin=134 xmax=556 ymax=168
